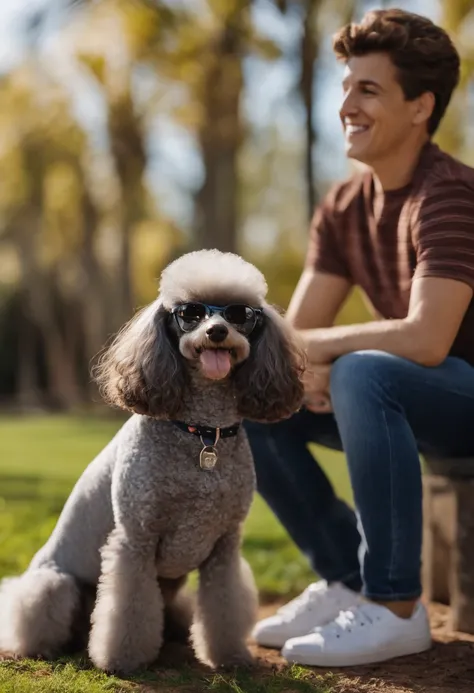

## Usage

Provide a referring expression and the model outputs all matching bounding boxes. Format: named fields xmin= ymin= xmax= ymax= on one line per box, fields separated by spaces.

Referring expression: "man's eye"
xmin=361 ymin=88 xmax=376 ymax=95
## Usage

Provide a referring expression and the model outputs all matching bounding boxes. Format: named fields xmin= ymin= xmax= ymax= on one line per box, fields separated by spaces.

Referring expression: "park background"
xmin=0 ymin=0 xmax=473 ymax=691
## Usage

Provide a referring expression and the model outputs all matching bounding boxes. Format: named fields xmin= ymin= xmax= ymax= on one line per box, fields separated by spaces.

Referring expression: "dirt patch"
xmin=250 ymin=601 xmax=474 ymax=693
xmin=153 ymin=601 xmax=474 ymax=693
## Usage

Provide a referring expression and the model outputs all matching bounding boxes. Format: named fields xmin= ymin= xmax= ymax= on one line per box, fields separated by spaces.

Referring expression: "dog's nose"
xmin=206 ymin=324 xmax=228 ymax=343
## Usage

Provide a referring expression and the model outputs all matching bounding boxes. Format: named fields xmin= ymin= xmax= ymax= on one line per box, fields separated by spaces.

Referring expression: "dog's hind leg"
xmin=0 ymin=566 xmax=80 ymax=658
xmin=160 ymin=576 xmax=194 ymax=644
xmin=63 ymin=581 xmax=97 ymax=655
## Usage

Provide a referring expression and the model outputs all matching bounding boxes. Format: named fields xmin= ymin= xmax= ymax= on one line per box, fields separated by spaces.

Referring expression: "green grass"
xmin=0 ymin=658 xmax=339 ymax=693
xmin=0 ymin=658 xmax=136 ymax=693
xmin=0 ymin=414 xmax=354 ymax=693
xmin=0 ymin=415 xmax=129 ymax=579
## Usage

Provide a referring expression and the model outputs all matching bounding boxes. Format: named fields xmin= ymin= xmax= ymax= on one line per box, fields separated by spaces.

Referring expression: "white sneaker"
xmin=282 ymin=601 xmax=432 ymax=667
xmin=252 ymin=580 xmax=363 ymax=648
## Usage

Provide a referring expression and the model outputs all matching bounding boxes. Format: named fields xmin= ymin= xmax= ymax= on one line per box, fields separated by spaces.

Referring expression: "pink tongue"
xmin=199 ymin=349 xmax=232 ymax=380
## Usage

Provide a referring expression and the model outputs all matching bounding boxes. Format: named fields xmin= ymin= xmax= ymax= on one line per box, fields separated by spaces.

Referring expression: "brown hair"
xmin=333 ymin=9 xmax=460 ymax=135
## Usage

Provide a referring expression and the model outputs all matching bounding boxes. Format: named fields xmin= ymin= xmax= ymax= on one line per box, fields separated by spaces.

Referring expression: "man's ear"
xmin=412 ymin=91 xmax=435 ymax=127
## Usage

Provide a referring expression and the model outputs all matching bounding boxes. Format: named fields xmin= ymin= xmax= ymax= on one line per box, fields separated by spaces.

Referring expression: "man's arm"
xmin=286 ymin=268 xmax=352 ymax=413
xmin=300 ymin=276 xmax=473 ymax=366
xmin=286 ymin=268 xmax=352 ymax=329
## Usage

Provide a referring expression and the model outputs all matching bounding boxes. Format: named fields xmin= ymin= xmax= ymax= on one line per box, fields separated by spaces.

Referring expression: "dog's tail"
xmin=0 ymin=567 xmax=80 ymax=658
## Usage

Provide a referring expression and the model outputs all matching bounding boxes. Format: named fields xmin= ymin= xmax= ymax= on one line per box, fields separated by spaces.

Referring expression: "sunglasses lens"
xmin=174 ymin=302 xmax=260 ymax=334
xmin=224 ymin=305 xmax=256 ymax=332
xmin=176 ymin=303 xmax=207 ymax=331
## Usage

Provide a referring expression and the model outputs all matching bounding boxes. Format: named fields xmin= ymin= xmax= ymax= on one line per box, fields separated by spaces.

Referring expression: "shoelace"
xmin=316 ymin=605 xmax=375 ymax=636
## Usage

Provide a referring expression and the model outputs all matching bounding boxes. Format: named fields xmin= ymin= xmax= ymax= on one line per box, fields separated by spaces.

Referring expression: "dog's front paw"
xmin=214 ymin=647 xmax=255 ymax=670
xmin=89 ymin=623 xmax=161 ymax=675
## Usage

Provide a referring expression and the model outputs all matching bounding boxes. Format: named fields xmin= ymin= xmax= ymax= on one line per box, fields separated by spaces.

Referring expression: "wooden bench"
xmin=422 ymin=456 xmax=474 ymax=633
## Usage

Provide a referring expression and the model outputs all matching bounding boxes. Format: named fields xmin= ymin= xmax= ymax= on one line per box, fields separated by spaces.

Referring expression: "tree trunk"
xmin=16 ymin=211 xmax=82 ymax=409
xmin=43 ymin=317 xmax=82 ymax=409
xmin=195 ymin=3 xmax=247 ymax=253
xmin=80 ymin=189 xmax=111 ymax=362
xmin=300 ymin=0 xmax=319 ymax=221
xmin=15 ymin=297 xmax=42 ymax=410
xmin=107 ymin=86 xmax=147 ymax=326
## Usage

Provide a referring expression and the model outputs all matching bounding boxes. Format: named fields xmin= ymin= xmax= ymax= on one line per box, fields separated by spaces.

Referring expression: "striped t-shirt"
xmin=306 ymin=141 xmax=474 ymax=365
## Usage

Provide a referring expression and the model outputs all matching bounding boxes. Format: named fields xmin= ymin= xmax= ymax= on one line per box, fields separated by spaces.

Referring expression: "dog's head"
xmin=94 ymin=250 xmax=305 ymax=422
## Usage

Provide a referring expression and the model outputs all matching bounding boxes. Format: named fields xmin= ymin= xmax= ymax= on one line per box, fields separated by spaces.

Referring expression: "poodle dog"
xmin=0 ymin=249 xmax=305 ymax=674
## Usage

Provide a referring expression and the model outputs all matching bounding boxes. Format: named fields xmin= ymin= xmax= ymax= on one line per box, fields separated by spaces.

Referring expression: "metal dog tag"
xmin=200 ymin=446 xmax=218 ymax=470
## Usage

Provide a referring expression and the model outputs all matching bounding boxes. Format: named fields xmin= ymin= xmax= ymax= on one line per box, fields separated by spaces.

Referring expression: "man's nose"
xmin=340 ymin=89 xmax=359 ymax=119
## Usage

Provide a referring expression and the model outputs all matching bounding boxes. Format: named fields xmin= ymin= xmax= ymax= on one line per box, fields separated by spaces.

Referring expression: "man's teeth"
xmin=346 ymin=125 xmax=369 ymax=134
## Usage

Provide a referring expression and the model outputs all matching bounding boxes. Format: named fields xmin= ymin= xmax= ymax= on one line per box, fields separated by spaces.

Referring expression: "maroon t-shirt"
xmin=306 ymin=142 xmax=474 ymax=365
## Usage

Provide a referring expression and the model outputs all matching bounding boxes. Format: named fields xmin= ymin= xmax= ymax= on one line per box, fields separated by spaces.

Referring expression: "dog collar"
xmin=172 ymin=420 xmax=241 ymax=471
xmin=172 ymin=421 xmax=240 ymax=445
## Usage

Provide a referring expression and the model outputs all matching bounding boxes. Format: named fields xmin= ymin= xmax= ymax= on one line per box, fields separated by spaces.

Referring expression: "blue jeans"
xmin=245 ymin=350 xmax=474 ymax=601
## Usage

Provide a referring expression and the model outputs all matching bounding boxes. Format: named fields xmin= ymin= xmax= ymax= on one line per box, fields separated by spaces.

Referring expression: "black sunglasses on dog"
xmin=171 ymin=302 xmax=263 ymax=335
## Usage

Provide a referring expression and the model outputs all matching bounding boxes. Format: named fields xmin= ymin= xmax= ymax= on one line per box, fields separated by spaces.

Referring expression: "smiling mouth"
xmin=345 ymin=124 xmax=370 ymax=137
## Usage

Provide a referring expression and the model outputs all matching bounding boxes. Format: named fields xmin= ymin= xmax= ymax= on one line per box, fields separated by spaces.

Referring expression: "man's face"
xmin=339 ymin=52 xmax=425 ymax=166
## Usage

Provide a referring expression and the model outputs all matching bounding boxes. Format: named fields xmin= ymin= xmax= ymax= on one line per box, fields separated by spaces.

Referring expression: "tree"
xmin=63 ymin=0 xmax=278 ymax=254
xmin=273 ymin=0 xmax=354 ymax=220
xmin=192 ymin=0 xmax=249 ymax=253
xmin=436 ymin=0 xmax=474 ymax=163
xmin=0 ymin=66 xmax=95 ymax=406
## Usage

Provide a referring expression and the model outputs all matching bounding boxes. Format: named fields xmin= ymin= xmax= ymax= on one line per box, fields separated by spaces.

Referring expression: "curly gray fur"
xmin=0 ymin=250 xmax=305 ymax=674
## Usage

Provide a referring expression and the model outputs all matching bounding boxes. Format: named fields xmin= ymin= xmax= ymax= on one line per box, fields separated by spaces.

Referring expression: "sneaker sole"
xmin=253 ymin=619 xmax=343 ymax=649
xmin=252 ymin=607 xmax=365 ymax=650
xmin=282 ymin=637 xmax=432 ymax=667
xmin=253 ymin=633 xmax=299 ymax=649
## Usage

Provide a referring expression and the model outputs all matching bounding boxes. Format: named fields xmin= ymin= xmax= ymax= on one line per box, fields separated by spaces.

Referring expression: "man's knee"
xmin=330 ymin=350 xmax=404 ymax=403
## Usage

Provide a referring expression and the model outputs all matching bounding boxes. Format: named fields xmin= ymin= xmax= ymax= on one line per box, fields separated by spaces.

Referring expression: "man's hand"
xmin=303 ymin=363 xmax=333 ymax=413
xmin=300 ymin=332 xmax=334 ymax=365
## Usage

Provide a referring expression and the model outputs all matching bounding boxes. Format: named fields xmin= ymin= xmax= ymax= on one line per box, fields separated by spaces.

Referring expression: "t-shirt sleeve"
xmin=304 ymin=197 xmax=351 ymax=279
xmin=413 ymin=183 xmax=474 ymax=289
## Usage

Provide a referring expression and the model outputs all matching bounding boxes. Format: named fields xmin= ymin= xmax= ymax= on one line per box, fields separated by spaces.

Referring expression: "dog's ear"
xmin=93 ymin=301 xmax=187 ymax=418
xmin=234 ymin=304 xmax=306 ymax=422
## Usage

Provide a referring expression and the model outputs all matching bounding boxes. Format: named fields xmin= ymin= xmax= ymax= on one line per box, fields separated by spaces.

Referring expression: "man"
xmin=246 ymin=8 xmax=474 ymax=667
